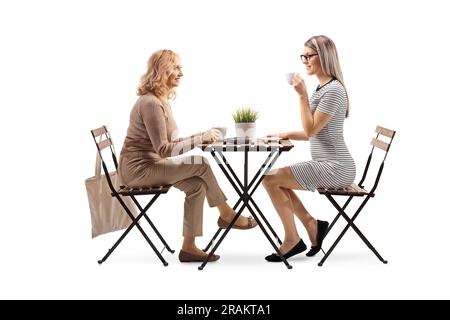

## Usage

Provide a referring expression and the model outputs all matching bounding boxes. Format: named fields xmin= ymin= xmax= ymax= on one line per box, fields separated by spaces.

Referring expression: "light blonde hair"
xmin=137 ymin=49 xmax=178 ymax=99
xmin=305 ymin=35 xmax=350 ymax=117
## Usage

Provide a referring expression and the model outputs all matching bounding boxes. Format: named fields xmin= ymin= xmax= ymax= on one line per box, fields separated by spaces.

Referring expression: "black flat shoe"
xmin=265 ymin=239 xmax=307 ymax=262
xmin=306 ymin=220 xmax=329 ymax=257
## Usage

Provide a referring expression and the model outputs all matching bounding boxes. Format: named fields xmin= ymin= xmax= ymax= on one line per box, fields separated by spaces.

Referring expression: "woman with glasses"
xmin=262 ymin=35 xmax=356 ymax=262
xmin=119 ymin=49 xmax=257 ymax=263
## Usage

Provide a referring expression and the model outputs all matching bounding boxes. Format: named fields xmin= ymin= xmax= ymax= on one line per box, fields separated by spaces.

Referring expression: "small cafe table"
xmin=197 ymin=138 xmax=294 ymax=270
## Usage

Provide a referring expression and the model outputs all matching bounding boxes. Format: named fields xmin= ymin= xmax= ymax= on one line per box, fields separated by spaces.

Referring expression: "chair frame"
xmin=317 ymin=125 xmax=396 ymax=266
xmin=91 ymin=125 xmax=174 ymax=266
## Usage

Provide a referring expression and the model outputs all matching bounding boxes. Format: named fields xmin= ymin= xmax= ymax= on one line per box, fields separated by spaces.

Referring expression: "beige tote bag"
xmin=85 ymin=155 xmax=136 ymax=238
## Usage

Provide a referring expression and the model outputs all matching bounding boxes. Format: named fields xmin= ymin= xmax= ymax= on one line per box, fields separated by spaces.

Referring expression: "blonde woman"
xmin=263 ymin=36 xmax=356 ymax=262
xmin=119 ymin=49 xmax=256 ymax=263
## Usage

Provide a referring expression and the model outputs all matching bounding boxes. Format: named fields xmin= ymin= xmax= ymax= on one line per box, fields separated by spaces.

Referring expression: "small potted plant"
xmin=232 ymin=107 xmax=259 ymax=139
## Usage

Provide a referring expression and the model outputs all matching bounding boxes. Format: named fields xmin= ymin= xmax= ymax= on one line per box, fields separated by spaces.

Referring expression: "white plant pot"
xmin=235 ymin=122 xmax=256 ymax=139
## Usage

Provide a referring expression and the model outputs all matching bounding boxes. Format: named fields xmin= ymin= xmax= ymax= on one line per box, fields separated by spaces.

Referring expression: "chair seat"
xmin=117 ymin=185 xmax=172 ymax=196
xmin=317 ymin=183 xmax=371 ymax=197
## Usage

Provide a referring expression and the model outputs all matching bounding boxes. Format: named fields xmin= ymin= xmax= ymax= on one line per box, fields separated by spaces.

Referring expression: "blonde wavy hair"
xmin=137 ymin=49 xmax=178 ymax=99
xmin=305 ymin=35 xmax=350 ymax=117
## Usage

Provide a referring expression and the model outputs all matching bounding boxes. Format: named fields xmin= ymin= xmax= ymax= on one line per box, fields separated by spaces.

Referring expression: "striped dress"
xmin=290 ymin=79 xmax=356 ymax=191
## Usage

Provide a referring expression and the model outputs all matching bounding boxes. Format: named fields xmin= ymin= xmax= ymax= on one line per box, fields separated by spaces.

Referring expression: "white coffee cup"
xmin=286 ymin=72 xmax=295 ymax=85
xmin=213 ymin=126 xmax=227 ymax=140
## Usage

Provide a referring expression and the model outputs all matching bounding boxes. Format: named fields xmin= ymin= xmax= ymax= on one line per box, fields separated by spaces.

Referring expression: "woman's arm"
xmin=141 ymin=103 xmax=202 ymax=158
xmin=172 ymin=132 xmax=203 ymax=144
xmin=293 ymin=75 xmax=332 ymax=138
xmin=274 ymin=131 xmax=309 ymax=141
xmin=299 ymin=96 xmax=332 ymax=137
xmin=174 ymin=129 xmax=219 ymax=145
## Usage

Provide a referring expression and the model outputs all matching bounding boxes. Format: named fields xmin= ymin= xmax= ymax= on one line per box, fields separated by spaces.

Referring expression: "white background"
xmin=1 ymin=0 xmax=449 ymax=299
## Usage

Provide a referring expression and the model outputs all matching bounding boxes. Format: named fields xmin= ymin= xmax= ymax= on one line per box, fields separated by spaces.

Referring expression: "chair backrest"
xmin=90 ymin=125 xmax=119 ymax=195
xmin=359 ymin=126 xmax=396 ymax=195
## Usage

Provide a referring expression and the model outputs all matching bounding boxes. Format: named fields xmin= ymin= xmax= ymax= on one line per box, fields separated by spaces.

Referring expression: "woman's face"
xmin=302 ymin=46 xmax=322 ymax=76
xmin=167 ymin=55 xmax=183 ymax=88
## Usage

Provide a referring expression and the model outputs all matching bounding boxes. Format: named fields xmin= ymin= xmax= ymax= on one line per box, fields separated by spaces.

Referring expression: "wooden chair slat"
xmin=92 ymin=126 xmax=107 ymax=137
xmin=317 ymin=183 xmax=369 ymax=196
xmin=118 ymin=185 xmax=172 ymax=195
xmin=97 ymin=138 xmax=112 ymax=150
xmin=375 ymin=126 xmax=395 ymax=138
xmin=371 ymin=138 xmax=389 ymax=151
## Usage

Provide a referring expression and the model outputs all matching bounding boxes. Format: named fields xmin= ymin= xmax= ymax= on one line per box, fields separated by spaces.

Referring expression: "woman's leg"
xmin=174 ymin=176 xmax=220 ymax=258
xmin=284 ymin=189 xmax=318 ymax=246
xmin=176 ymin=156 xmax=255 ymax=227
xmin=173 ymin=176 xmax=207 ymax=238
xmin=182 ymin=236 xmax=206 ymax=256
xmin=262 ymin=167 xmax=306 ymax=254
xmin=146 ymin=156 xmax=253 ymax=241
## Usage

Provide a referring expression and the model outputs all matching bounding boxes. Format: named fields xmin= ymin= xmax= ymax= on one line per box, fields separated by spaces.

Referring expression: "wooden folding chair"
xmin=317 ymin=125 xmax=396 ymax=266
xmin=90 ymin=125 xmax=174 ymax=266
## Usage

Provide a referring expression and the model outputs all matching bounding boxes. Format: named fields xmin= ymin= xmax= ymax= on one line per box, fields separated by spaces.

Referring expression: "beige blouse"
xmin=120 ymin=94 xmax=201 ymax=162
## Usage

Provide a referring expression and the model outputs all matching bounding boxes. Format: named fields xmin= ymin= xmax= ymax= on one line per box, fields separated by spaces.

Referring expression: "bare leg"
xmin=263 ymin=168 xmax=302 ymax=254
xmin=285 ymin=189 xmax=318 ymax=246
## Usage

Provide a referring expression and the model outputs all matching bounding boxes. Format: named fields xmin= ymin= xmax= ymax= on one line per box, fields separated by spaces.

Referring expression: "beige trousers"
xmin=119 ymin=155 xmax=227 ymax=236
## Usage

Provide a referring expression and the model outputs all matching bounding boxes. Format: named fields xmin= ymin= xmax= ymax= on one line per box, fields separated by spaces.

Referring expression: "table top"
xmin=199 ymin=138 xmax=294 ymax=152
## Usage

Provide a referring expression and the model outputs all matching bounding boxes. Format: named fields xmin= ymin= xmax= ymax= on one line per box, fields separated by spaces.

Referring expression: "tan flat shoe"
xmin=217 ymin=216 xmax=257 ymax=230
xmin=178 ymin=250 xmax=220 ymax=263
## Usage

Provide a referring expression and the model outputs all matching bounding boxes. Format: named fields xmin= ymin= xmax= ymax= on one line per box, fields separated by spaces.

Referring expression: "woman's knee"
xmin=177 ymin=176 xmax=207 ymax=196
xmin=263 ymin=170 xmax=278 ymax=189
xmin=263 ymin=167 xmax=299 ymax=190
xmin=187 ymin=177 xmax=207 ymax=195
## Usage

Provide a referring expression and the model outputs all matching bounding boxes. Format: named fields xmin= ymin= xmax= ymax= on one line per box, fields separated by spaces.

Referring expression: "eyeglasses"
xmin=300 ymin=53 xmax=318 ymax=63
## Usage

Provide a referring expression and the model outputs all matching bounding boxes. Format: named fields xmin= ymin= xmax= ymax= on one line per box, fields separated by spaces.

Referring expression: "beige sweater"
xmin=120 ymin=94 xmax=201 ymax=162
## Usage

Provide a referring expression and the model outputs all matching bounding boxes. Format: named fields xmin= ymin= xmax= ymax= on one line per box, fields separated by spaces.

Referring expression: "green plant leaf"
xmin=232 ymin=107 xmax=259 ymax=123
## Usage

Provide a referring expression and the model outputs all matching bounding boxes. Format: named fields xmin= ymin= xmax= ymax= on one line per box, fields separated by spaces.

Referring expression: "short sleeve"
xmin=316 ymin=86 xmax=346 ymax=117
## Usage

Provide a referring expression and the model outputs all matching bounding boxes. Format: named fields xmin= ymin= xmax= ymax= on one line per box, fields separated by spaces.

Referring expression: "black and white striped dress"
xmin=290 ymin=80 xmax=356 ymax=191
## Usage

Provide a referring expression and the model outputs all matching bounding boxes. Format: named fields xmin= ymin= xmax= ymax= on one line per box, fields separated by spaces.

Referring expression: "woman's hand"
xmin=202 ymin=128 xmax=221 ymax=143
xmin=266 ymin=133 xmax=287 ymax=139
xmin=292 ymin=73 xmax=308 ymax=97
